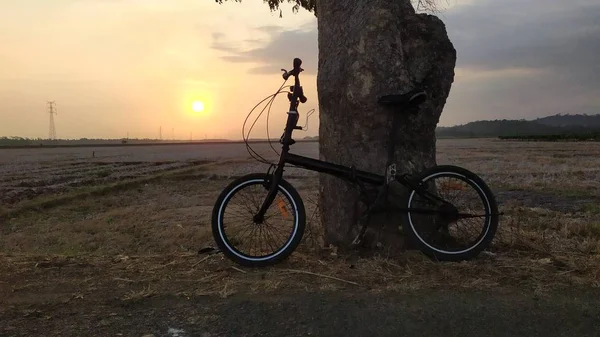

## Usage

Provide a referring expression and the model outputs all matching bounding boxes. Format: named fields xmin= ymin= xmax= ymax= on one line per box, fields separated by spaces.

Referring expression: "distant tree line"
xmin=0 ymin=136 xmax=45 ymax=146
xmin=436 ymin=113 xmax=600 ymax=140
xmin=0 ymin=136 xmax=311 ymax=148
xmin=499 ymin=133 xmax=600 ymax=142
xmin=0 ymin=137 xmax=173 ymax=147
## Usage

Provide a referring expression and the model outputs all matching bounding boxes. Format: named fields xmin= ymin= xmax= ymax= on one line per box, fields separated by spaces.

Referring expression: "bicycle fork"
xmin=253 ymin=165 xmax=284 ymax=224
xmin=254 ymin=113 xmax=297 ymax=223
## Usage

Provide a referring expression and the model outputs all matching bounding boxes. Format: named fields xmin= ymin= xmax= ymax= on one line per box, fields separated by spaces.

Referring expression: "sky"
xmin=0 ymin=0 xmax=598 ymax=140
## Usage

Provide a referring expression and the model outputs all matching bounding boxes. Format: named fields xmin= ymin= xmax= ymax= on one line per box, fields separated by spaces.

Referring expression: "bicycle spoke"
xmin=216 ymin=176 xmax=302 ymax=261
xmin=406 ymin=169 xmax=496 ymax=257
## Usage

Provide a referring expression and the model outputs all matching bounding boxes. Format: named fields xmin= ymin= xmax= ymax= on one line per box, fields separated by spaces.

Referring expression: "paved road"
xmin=148 ymin=290 xmax=600 ymax=337
xmin=5 ymin=289 xmax=599 ymax=336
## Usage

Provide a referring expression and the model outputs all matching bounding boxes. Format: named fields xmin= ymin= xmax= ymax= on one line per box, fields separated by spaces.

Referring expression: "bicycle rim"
xmin=406 ymin=169 xmax=495 ymax=256
xmin=215 ymin=176 xmax=303 ymax=263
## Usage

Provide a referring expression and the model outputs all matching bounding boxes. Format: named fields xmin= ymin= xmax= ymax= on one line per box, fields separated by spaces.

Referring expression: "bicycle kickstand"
xmin=351 ymin=212 xmax=371 ymax=246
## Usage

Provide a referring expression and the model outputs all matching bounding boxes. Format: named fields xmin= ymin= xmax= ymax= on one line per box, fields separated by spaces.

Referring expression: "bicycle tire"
xmin=211 ymin=173 xmax=306 ymax=267
xmin=403 ymin=165 xmax=499 ymax=261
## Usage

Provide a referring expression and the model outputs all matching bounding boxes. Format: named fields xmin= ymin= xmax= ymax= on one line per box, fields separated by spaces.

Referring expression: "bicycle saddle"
xmin=378 ymin=88 xmax=427 ymax=109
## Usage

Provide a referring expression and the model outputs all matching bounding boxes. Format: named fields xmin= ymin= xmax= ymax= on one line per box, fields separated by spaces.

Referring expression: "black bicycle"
xmin=211 ymin=58 xmax=500 ymax=267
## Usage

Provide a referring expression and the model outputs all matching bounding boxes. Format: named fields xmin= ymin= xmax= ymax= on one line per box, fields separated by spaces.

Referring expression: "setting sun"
xmin=192 ymin=101 xmax=205 ymax=113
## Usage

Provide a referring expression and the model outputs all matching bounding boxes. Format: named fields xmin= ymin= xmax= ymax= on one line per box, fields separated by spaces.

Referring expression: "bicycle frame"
xmin=253 ymin=60 xmax=448 ymax=224
xmin=285 ymin=152 xmax=384 ymax=186
xmin=253 ymin=110 xmax=380 ymax=222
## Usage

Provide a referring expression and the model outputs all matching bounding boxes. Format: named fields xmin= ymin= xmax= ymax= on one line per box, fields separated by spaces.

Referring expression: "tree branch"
xmin=214 ymin=0 xmax=317 ymax=17
xmin=415 ymin=0 xmax=449 ymax=14
xmin=214 ymin=0 xmax=443 ymax=18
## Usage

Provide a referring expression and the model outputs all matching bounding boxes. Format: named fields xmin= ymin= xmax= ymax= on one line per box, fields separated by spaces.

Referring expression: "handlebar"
xmin=280 ymin=57 xmax=303 ymax=80
xmin=279 ymin=58 xmax=309 ymax=147
xmin=281 ymin=58 xmax=307 ymax=113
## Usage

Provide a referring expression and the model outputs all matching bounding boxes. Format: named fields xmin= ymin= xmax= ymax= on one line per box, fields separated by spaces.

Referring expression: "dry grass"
xmin=1 ymin=139 xmax=600 ymax=309
xmin=437 ymin=139 xmax=600 ymax=196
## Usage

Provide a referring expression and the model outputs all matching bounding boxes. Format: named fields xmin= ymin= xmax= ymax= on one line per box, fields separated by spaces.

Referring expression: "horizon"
xmin=1 ymin=0 xmax=598 ymax=140
xmin=2 ymin=111 xmax=600 ymax=141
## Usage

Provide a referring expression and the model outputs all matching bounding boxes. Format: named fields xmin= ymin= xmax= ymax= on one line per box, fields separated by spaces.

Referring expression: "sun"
xmin=192 ymin=101 xmax=205 ymax=113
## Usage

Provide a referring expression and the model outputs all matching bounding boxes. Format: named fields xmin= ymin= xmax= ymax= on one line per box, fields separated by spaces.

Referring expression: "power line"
xmin=47 ymin=101 xmax=57 ymax=140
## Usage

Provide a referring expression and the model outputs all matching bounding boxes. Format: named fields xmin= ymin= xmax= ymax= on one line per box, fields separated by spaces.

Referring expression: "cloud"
xmin=211 ymin=22 xmax=318 ymax=74
xmin=446 ymin=0 xmax=600 ymax=74
xmin=244 ymin=38 xmax=264 ymax=45
xmin=255 ymin=25 xmax=284 ymax=34
xmin=440 ymin=0 xmax=600 ymax=122
xmin=214 ymin=0 xmax=600 ymax=123
xmin=211 ymin=31 xmax=239 ymax=52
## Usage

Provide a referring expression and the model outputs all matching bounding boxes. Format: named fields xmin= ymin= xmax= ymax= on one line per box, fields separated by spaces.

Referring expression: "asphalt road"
xmin=4 ymin=289 xmax=599 ymax=337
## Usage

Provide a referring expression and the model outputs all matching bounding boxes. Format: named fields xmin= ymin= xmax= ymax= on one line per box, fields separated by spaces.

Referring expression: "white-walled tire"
xmin=211 ymin=173 xmax=306 ymax=267
xmin=403 ymin=165 xmax=499 ymax=261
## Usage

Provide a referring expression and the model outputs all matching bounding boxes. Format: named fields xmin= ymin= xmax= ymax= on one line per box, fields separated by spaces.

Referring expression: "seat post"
xmin=386 ymin=108 xmax=402 ymax=167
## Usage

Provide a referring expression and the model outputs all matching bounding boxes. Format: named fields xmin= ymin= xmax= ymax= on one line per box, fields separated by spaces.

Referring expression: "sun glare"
xmin=192 ymin=101 xmax=205 ymax=113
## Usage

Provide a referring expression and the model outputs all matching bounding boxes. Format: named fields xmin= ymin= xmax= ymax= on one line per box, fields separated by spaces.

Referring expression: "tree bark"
xmin=316 ymin=0 xmax=456 ymax=254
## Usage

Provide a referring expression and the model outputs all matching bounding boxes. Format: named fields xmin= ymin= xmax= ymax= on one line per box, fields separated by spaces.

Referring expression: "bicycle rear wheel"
xmin=211 ymin=173 xmax=306 ymax=267
xmin=403 ymin=165 xmax=499 ymax=261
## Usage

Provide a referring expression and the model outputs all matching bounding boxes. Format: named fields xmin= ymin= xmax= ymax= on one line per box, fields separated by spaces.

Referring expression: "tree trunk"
xmin=316 ymin=0 xmax=456 ymax=255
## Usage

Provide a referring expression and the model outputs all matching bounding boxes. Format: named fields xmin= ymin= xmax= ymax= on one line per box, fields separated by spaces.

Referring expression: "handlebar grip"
xmin=293 ymin=58 xmax=302 ymax=72
xmin=284 ymin=58 xmax=303 ymax=77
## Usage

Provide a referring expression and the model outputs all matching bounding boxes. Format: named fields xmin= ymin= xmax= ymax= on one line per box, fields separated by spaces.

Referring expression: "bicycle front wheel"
xmin=403 ymin=165 xmax=499 ymax=261
xmin=211 ymin=173 xmax=306 ymax=267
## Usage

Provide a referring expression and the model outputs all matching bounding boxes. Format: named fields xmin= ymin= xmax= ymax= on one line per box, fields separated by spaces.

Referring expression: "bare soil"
xmin=1 ymin=139 xmax=600 ymax=336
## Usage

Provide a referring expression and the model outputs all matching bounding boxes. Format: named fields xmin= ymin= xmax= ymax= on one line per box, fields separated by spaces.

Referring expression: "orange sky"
xmin=0 ymin=0 xmax=319 ymax=140
xmin=1 ymin=0 xmax=597 ymax=140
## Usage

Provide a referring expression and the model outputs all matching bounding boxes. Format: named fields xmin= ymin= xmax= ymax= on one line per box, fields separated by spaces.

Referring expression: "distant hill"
xmin=436 ymin=113 xmax=600 ymax=138
xmin=535 ymin=114 xmax=600 ymax=128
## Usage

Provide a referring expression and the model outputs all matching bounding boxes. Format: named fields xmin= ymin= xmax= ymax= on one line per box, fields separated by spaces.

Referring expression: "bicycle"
xmin=211 ymin=58 xmax=501 ymax=267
